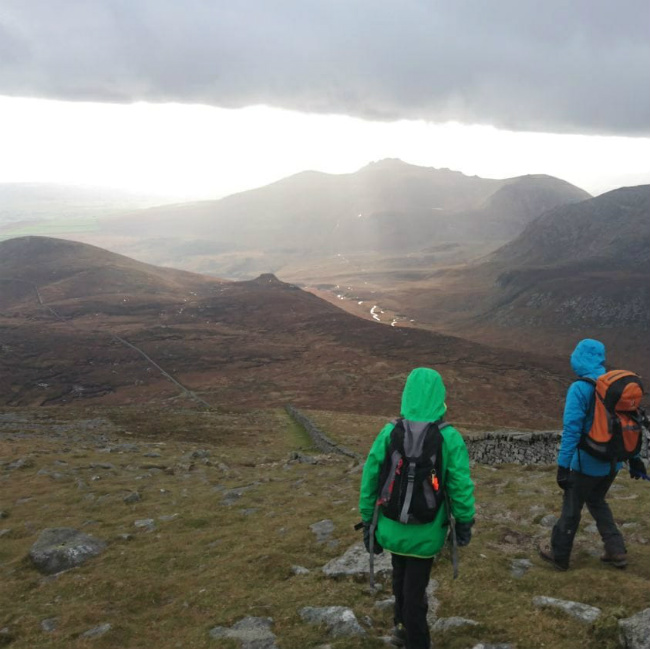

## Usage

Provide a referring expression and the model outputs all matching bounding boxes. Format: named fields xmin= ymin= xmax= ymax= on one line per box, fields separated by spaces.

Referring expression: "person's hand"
xmin=629 ymin=457 xmax=647 ymax=480
xmin=455 ymin=520 xmax=474 ymax=547
xmin=363 ymin=522 xmax=383 ymax=554
xmin=556 ymin=466 xmax=571 ymax=490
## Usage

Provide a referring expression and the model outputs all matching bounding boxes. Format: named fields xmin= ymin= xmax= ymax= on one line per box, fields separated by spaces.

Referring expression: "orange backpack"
xmin=578 ymin=370 xmax=646 ymax=462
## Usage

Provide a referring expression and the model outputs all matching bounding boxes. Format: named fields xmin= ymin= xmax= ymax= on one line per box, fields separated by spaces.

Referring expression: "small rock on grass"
xmin=299 ymin=607 xmax=365 ymax=638
xmin=292 ymin=565 xmax=310 ymax=576
xmin=431 ymin=617 xmax=479 ymax=633
xmin=41 ymin=618 xmax=58 ymax=633
xmin=618 ymin=608 xmax=650 ymax=649
xmin=209 ymin=616 xmax=277 ymax=648
xmin=29 ymin=528 xmax=107 ymax=575
xmin=532 ymin=596 xmax=601 ymax=624
xmin=134 ymin=519 xmax=155 ymax=531
xmin=81 ymin=623 xmax=112 ymax=638
xmin=123 ymin=492 xmax=141 ymax=504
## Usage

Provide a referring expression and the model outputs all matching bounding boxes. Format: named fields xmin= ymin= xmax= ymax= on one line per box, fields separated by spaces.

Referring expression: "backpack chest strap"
xmin=399 ymin=462 xmax=417 ymax=524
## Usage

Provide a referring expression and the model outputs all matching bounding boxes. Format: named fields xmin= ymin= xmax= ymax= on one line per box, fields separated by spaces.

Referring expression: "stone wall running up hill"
xmin=287 ymin=405 xmax=649 ymax=466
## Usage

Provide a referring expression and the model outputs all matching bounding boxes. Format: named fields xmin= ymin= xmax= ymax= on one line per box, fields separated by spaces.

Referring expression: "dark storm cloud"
xmin=0 ymin=0 xmax=648 ymax=135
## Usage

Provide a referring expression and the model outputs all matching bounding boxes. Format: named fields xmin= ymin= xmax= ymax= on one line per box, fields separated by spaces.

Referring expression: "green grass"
xmin=1 ymin=406 xmax=649 ymax=648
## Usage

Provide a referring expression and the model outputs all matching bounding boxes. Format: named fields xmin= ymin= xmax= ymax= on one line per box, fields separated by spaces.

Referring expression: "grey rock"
xmin=29 ymin=528 xmax=107 ymax=575
xmin=0 ymin=511 xmax=7 ymax=519
xmin=374 ymin=597 xmax=395 ymax=611
xmin=584 ymin=522 xmax=598 ymax=534
xmin=426 ymin=579 xmax=441 ymax=626
xmin=471 ymin=644 xmax=514 ymax=649
xmin=0 ymin=529 xmax=11 ymax=538
xmin=241 ymin=509 xmax=258 ymax=517
xmin=532 ymin=596 xmax=601 ymax=624
xmin=5 ymin=457 xmax=34 ymax=471
xmin=0 ymin=627 xmax=14 ymax=645
xmin=619 ymin=608 xmax=650 ymax=649
xmin=322 ymin=543 xmax=393 ymax=577
xmin=310 ymin=519 xmax=335 ymax=543
xmin=109 ymin=443 xmax=139 ymax=453
xmin=143 ymin=452 xmax=162 ymax=458
xmin=190 ymin=449 xmax=210 ymax=459
xmin=431 ymin=617 xmax=479 ymax=633
xmin=540 ymin=514 xmax=558 ymax=528
xmin=134 ymin=519 xmax=155 ymax=531
xmin=81 ymin=623 xmax=112 ymax=638
xmin=90 ymin=463 xmax=114 ymax=470
xmin=510 ymin=558 xmax=533 ymax=579
xmin=41 ymin=618 xmax=58 ymax=633
xmin=117 ymin=533 xmax=134 ymax=541
xmin=123 ymin=492 xmax=142 ymax=504
xmin=209 ymin=616 xmax=277 ymax=648
xmin=291 ymin=565 xmax=310 ymax=575
xmin=299 ymin=606 xmax=366 ymax=637
xmin=159 ymin=514 xmax=179 ymax=522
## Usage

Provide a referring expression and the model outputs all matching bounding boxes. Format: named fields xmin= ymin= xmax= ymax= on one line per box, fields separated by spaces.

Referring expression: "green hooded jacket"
xmin=359 ymin=367 xmax=475 ymax=558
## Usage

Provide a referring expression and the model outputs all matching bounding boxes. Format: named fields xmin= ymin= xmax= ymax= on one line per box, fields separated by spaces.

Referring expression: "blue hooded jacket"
xmin=557 ymin=339 xmax=623 ymax=476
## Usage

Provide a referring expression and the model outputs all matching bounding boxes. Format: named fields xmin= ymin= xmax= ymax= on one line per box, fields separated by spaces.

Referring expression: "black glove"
xmin=363 ymin=522 xmax=383 ymax=554
xmin=455 ymin=520 xmax=474 ymax=547
xmin=629 ymin=457 xmax=647 ymax=480
xmin=556 ymin=466 xmax=571 ymax=490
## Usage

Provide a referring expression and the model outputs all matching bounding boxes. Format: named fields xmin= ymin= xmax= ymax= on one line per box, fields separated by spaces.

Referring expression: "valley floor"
xmin=1 ymin=407 xmax=649 ymax=649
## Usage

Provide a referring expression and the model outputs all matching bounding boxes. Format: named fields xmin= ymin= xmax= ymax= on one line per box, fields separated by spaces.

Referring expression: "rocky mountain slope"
xmin=398 ymin=185 xmax=650 ymax=376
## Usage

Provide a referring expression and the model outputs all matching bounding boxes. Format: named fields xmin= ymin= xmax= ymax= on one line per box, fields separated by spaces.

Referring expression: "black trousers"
xmin=391 ymin=553 xmax=434 ymax=649
xmin=550 ymin=470 xmax=626 ymax=561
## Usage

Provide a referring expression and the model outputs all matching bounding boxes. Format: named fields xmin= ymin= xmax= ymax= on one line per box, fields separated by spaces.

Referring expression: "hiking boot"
xmin=600 ymin=552 xmax=627 ymax=569
xmin=389 ymin=624 xmax=406 ymax=647
xmin=538 ymin=545 xmax=569 ymax=571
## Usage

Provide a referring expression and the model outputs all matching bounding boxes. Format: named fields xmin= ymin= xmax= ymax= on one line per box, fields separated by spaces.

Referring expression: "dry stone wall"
xmin=287 ymin=405 xmax=650 ymax=466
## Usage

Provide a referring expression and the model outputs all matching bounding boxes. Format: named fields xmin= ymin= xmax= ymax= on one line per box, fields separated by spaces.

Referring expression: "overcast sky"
xmin=1 ymin=0 xmax=648 ymax=198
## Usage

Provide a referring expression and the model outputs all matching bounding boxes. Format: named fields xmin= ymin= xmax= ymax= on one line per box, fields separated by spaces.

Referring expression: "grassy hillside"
xmin=1 ymin=406 xmax=649 ymax=648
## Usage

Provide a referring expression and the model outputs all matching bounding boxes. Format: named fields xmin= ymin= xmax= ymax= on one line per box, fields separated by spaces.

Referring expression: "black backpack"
xmin=377 ymin=418 xmax=446 ymax=525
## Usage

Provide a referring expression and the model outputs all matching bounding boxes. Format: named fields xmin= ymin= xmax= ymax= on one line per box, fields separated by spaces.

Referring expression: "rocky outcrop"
xmin=322 ymin=543 xmax=392 ymax=578
xmin=29 ymin=528 xmax=107 ymax=575
xmin=532 ymin=596 xmax=601 ymax=624
xmin=299 ymin=606 xmax=365 ymax=637
xmin=619 ymin=608 xmax=650 ymax=649
xmin=209 ymin=617 xmax=277 ymax=649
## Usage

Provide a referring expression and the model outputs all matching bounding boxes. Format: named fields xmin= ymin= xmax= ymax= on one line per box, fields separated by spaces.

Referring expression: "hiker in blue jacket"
xmin=539 ymin=338 xmax=647 ymax=570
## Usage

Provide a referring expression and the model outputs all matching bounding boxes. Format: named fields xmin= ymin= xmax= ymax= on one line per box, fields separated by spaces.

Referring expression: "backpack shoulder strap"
xmin=577 ymin=377 xmax=597 ymax=386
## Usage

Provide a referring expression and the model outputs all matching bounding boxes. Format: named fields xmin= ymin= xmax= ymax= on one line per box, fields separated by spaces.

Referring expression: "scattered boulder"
xmin=29 ymin=528 xmax=107 ymax=575
xmin=374 ymin=597 xmax=395 ymax=611
xmin=431 ymin=617 xmax=479 ymax=633
xmin=299 ymin=607 xmax=365 ymax=637
xmin=426 ymin=579 xmax=441 ymax=626
xmin=159 ymin=513 xmax=179 ymax=522
xmin=134 ymin=519 xmax=155 ymax=532
xmin=532 ymin=596 xmax=601 ymax=624
xmin=292 ymin=565 xmax=310 ymax=576
xmin=322 ymin=543 xmax=392 ymax=578
xmin=618 ymin=608 xmax=650 ymax=649
xmin=209 ymin=616 xmax=277 ymax=648
xmin=4 ymin=458 xmax=34 ymax=471
xmin=0 ymin=529 xmax=11 ymax=539
xmin=539 ymin=515 xmax=558 ymax=528
xmin=40 ymin=618 xmax=58 ymax=633
xmin=123 ymin=492 xmax=142 ymax=504
xmin=81 ymin=623 xmax=112 ymax=638
xmin=310 ymin=519 xmax=335 ymax=543
xmin=471 ymin=644 xmax=514 ymax=649
xmin=0 ymin=627 xmax=14 ymax=645
xmin=510 ymin=558 xmax=533 ymax=579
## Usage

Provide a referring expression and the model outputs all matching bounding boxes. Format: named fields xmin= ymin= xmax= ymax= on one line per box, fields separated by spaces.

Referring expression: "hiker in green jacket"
xmin=359 ymin=367 xmax=475 ymax=649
